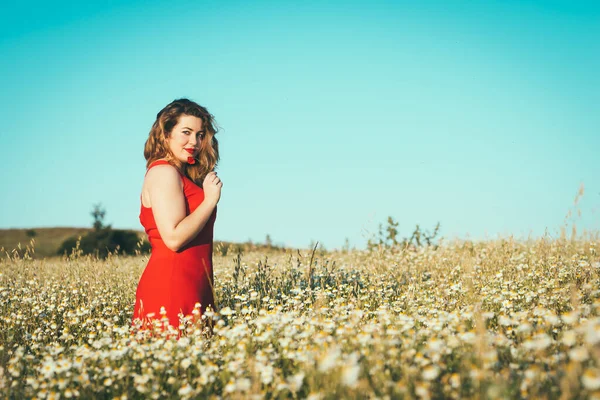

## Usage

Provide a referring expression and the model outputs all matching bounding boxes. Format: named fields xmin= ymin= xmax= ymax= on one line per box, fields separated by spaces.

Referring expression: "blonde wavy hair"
xmin=144 ymin=99 xmax=220 ymax=186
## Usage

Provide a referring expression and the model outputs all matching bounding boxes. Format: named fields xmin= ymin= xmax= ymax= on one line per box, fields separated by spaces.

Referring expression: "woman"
xmin=133 ymin=98 xmax=223 ymax=331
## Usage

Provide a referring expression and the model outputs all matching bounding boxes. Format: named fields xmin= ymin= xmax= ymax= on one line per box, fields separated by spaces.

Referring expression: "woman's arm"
xmin=146 ymin=165 xmax=219 ymax=252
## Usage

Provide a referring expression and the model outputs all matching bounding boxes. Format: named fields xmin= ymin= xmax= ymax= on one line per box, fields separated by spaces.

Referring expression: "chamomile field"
xmin=1 ymin=237 xmax=599 ymax=399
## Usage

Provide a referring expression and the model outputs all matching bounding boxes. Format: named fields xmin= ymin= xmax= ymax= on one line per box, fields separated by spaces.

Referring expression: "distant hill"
xmin=0 ymin=227 xmax=145 ymax=259
xmin=0 ymin=227 xmax=295 ymax=259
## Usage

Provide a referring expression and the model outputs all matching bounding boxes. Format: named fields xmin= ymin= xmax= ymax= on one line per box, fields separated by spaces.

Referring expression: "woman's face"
xmin=166 ymin=114 xmax=204 ymax=165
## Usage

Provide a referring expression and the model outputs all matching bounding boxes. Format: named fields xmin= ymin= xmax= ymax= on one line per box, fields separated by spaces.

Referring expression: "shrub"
xmin=367 ymin=216 xmax=441 ymax=251
xmin=58 ymin=228 xmax=148 ymax=259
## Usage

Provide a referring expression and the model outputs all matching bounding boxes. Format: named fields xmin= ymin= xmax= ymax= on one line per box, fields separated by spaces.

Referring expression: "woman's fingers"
xmin=203 ymin=172 xmax=222 ymax=188
xmin=205 ymin=172 xmax=221 ymax=186
xmin=204 ymin=172 xmax=218 ymax=182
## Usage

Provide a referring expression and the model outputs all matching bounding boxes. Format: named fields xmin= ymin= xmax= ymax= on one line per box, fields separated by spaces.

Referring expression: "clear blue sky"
xmin=1 ymin=0 xmax=598 ymax=249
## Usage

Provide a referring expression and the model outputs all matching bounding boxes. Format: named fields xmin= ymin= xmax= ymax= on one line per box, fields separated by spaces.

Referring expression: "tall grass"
xmin=1 ymin=233 xmax=599 ymax=399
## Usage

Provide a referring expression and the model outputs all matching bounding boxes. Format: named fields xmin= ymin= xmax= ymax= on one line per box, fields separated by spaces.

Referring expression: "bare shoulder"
xmin=145 ymin=164 xmax=183 ymax=189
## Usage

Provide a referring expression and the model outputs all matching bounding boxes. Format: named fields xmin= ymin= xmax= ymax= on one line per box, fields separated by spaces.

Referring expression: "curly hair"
xmin=144 ymin=98 xmax=219 ymax=186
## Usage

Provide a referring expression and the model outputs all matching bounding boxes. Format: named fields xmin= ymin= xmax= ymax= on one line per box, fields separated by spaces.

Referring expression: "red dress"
xmin=133 ymin=159 xmax=217 ymax=329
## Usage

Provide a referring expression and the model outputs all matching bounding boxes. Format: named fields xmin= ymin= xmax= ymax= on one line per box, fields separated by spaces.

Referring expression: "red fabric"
xmin=133 ymin=160 xmax=217 ymax=329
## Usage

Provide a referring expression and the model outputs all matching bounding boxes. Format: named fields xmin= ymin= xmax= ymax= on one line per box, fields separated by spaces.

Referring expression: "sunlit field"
xmin=1 ymin=237 xmax=599 ymax=399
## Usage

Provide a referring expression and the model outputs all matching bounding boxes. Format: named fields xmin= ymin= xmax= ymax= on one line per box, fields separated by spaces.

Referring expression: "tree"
xmin=91 ymin=203 xmax=107 ymax=231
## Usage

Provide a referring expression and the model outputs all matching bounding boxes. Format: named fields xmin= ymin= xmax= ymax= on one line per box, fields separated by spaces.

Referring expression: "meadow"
xmin=1 ymin=236 xmax=599 ymax=399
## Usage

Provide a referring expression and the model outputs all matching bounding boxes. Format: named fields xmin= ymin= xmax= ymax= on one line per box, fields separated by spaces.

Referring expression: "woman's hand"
xmin=203 ymin=171 xmax=222 ymax=205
